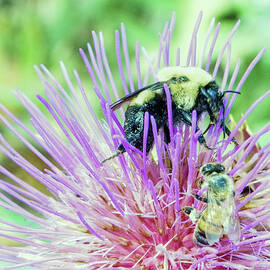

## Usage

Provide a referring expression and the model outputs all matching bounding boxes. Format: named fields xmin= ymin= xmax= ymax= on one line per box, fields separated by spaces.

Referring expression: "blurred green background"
xmin=0 ymin=0 xmax=269 ymax=137
xmin=0 ymin=0 xmax=269 ymax=255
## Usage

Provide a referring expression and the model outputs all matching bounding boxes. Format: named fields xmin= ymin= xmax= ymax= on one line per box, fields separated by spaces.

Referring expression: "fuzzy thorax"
xmin=157 ymin=66 xmax=213 ymax=110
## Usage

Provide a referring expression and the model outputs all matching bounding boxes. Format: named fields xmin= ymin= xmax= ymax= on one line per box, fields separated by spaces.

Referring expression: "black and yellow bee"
xmin=102 ymin=67 xmax=239 ymax=163
xmin=182 ymin=163 xmax=241 ymax=246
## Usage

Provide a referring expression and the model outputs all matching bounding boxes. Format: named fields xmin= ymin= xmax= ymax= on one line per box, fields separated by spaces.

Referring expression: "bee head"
xmin=201 ymin=163 xmax=225 ymax=177
xmin=199 ymin=82 xmax=224 ymax=117
xmin=199 ymin=83 xmax=241 ymax=121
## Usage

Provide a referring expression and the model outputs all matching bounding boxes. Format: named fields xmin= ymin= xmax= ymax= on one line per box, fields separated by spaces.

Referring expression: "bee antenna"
xmin=222 ymin=103 xmax=226 ymax=139
xmin=101 ymin=151 xmax=122 ymax=164
xmin=223 ymin=90 xmax=241 ymax=95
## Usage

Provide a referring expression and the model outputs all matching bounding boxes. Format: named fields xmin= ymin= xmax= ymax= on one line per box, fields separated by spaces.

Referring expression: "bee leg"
xmin=182 ymin=206 xmax=194 ymax=215
xmin=182 ymin=206 xmax=201 ymax=223
xmin=203 ymin=123 xmax=212 ymax=135
xmin=198 ymin=134 xmax=216 ymax=150
xmin=222 ymin=122 xmax=238 ymax=146
xmin=202 ymin=121 xmax=217 ymax=146
xmin=176 ymin=110 xmax=215 ymax=150
xmin=192 ymin=193 xmax=208 ymax=203
xmin=163 ymin=124 xmax=171 ymax=144
xmin=101 ymin=145 xmax=126 ymax=164
xmin=208 ymin=110 xmax=238 ymax=146
xmin=117 ymin=143 xmax=126 ymax=153
xmin=197 ymin=179 xmax=204 ymax=188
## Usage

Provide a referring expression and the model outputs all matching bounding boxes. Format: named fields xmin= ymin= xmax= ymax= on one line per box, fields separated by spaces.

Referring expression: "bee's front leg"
xmin=192 ymin=193 xmax=208 ymax=203
xmin=208 ymin=110 xmax=238 ymax=146
xmin=222 ymin=122 xmax=238 ymax=145
xmin=182 ymin=206 xmax=201 ymax=224
xmin=203 ymin=123 xmax=212 ymax=135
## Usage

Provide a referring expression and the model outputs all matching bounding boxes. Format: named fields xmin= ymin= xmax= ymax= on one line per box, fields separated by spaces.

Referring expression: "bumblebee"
xmin=182 ymin=163 xmax=241 ymax=246
xmin=102 ymin=67 xmax=239 ymax=163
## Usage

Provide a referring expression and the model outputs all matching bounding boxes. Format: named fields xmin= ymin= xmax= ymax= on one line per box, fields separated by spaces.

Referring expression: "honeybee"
xmin=182 ymin=163 xmax=241 ymax=246
xmin=102 ymin=67 xmax=239 ymax=163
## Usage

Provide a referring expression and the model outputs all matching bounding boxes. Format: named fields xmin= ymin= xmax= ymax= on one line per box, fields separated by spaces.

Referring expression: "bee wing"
xmin=227 ymin=215 xmax=241 ymax=244
xmin=203 ymin=199 xmax=224 ymax=245
xmin=205 ymin=226 xmax=223 ymax=246
xmin=110 ymin=81 xmax=164 ymax=110
xmin=223 ymin=199 xmax=241 ymax=244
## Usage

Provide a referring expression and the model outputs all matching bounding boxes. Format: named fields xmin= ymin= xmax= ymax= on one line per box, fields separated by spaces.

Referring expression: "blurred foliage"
xmin=0 ymin=0 xmax=269 ymax=239
xmin=0 ymin=0 xmax=268 ymax=131
xmin=0 ymin=0 xmax=269 ymax=133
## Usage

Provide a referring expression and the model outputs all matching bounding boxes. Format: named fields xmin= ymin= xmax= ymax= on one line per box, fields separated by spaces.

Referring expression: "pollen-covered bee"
xmin=102 ymin=67 xmax=239 ymax=163
xmin=182 ymin=163 xmax=241 ymax=246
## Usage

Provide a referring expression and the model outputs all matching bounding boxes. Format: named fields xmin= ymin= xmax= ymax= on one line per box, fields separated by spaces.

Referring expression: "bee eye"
xmin=179 ymin=76 xmax=188 ymax=82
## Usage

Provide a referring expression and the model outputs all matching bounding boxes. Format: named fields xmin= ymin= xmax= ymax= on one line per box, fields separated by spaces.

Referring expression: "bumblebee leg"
xmin=208 ymin=110 xmax=238 ymax=146
xmin=101 ymin=146 xmax=125 ymax=164
xmin=163 ymin=124 xmax=171 ymax=144
xmin=198 ymin=134 xmax=215 ymax=150
xmin=203 ymin=123 xmax=212 ymax=135
xmin=192 ymin=193 xmax=208 ymax=203
xmin=173 ymin=109 xmax=193 ymax=126
xmin=117 ymin=143 xmax=126 ymax=153
xmin=222 ymin=122 xmax=238 ymax=145
xmin=176 ymin=110 xmax=215 ymax=150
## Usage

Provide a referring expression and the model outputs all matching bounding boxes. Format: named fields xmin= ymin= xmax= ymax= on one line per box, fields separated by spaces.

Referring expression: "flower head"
xmin=0 ymin=12 xmax=270 ymax=269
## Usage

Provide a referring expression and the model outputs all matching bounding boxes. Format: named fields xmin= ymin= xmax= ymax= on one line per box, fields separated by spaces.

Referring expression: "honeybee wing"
xmin=203 ymin=199 xmax=225 ymax=246
xmin=205 ymin=190 xmax=240 ymax=245
xmin=223 ymin=197 xmax=241 ymax=244
xmin=110 ymin=81 xmax=164 ymax=111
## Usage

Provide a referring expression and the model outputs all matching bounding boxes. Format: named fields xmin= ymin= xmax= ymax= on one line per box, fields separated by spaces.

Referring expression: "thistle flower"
xmin=0 ymin=12 xmax=270 ymax=269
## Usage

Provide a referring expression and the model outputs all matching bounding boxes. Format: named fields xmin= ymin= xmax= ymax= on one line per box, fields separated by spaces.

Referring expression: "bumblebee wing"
xmin=110 ymin=81 xmax=164 ymax=110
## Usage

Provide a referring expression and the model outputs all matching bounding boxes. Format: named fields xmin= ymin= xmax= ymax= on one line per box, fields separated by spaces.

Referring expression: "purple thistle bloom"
xmin=0 ymin=12 xmax=270 ymax=269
